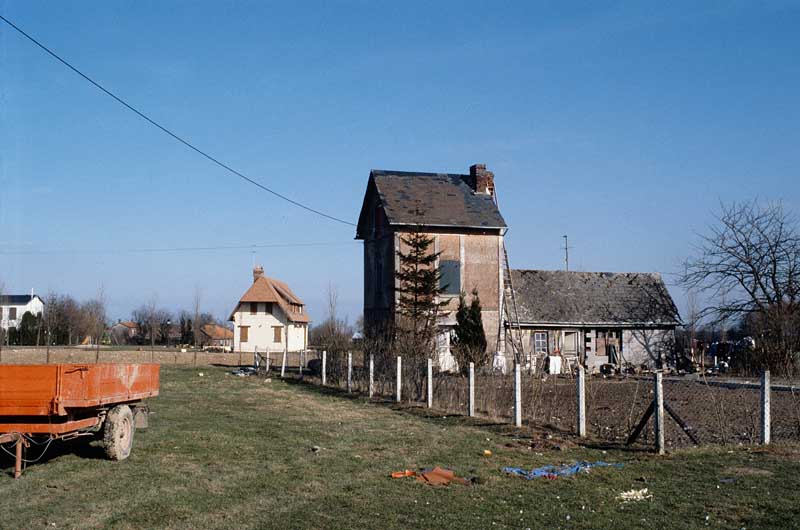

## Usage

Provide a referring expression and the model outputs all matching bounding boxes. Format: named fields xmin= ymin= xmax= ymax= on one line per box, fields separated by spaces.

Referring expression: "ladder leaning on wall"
xmin=493 ymin=191 xmax=526 ymax=365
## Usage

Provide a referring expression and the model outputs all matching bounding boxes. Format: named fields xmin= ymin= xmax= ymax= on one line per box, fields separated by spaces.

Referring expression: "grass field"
xmin=2 ymin=366 xmax=799 ymax=529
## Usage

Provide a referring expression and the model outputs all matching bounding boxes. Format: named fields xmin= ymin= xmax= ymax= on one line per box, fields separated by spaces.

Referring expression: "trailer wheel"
xmin=103 ymin=404 xmax=135 ymax=461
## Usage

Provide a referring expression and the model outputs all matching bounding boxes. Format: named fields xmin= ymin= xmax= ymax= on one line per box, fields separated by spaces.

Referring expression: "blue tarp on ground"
xmin=503 ymin=461 xmax=623 ymax=480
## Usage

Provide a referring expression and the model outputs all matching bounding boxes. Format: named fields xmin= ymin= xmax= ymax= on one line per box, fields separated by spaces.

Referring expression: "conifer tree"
xmin=453 ymin=288 xmax=489 ymax=371
xmin=395 ymin=225 xmax=448 ymax=359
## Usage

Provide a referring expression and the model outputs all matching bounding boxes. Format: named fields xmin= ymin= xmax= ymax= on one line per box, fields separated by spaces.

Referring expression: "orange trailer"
xmin=0 ymin=364 xmax=159 ymax=478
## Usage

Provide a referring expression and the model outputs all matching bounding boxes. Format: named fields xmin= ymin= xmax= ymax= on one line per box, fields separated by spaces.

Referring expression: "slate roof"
xmin=0 ymin=295 xmax=40 ymax=305
xmin=510 ymin=270 xmax=681 ymax=327
xmin=356 ymin=170 xmax=506 ymax=237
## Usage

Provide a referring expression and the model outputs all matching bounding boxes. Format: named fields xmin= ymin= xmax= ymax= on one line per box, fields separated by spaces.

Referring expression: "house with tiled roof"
xmin=199 ymin=324 xmax=234 ymax=351
xmin=229 ymin=266 xmax=310 ymax=354
xmin=110 ymin=320 xmax=140 ymax=344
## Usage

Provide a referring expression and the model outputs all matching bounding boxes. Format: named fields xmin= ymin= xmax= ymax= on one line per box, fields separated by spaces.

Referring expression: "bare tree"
xmin=681 ymin=200 xmax=800 ymax=374
xmin=193 ymin=286 xmax=202 ymax=350
xmin=80 ymin=287 xmax=107 ymax=362
xmin=43 ymin=291 xmax=61 ymax=363
xmin=309 ymin=283 xmax=353 ymax=381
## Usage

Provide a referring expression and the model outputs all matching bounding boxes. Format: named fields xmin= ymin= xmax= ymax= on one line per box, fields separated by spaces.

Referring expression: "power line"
xmin=0 ymin=14 xmax=356 ymax=227
xmin=0 ymin=241 xmax=358 ymax=256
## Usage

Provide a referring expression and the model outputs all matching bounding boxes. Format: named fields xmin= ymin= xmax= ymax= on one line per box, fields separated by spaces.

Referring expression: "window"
xmin=265 ymin=302 xmax=273 ymax=314
xmin=273 ymin=326 xmax=282 ymax=343
xmin=239 ymin=326 xmax=249 ymax=343
xmin=9 ymin=307 xmax=16 ymax=320
xmin=250 ymin=302 xmax=258 ymax=314
xmin=562 ymin=331 xmax=578 ymax=353
xmin=439 ymin=260 xmax=461 ymax=295
xmin=534 ymin=332 xmax=548 ymax=354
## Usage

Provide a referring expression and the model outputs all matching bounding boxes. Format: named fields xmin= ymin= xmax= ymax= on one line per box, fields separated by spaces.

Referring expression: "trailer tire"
xmin=103 ymin=404 xmax=135 ymax=461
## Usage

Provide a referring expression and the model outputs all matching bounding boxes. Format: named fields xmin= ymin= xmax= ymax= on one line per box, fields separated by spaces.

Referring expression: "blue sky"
xmin=1 ymin=1 xmax=799 ymax=324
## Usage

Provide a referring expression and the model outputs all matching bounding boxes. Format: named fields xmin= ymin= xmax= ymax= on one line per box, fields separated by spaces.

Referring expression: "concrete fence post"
xmin=347 ymin=351 xmax=353 ymax=393
xmin=654 ymin=371 xmax=665 ymax=455
xmin=280 ymin=349 xmax=287 ymax=378
xmin=322 ymin=350 xmax=327 ymax=386
xmin=265 ymin=353 xmax=270 ymax=373
xmin=514 ymin=363 xmax=522 ymax=428
xmin=761 ymin=370 xmax=771 ymax=445
xmin=396 ymin=356 xmax=402 ymax=403
xmin=468 ymin=362 xmax=475 ymax=417
xmin=577 ymin=365 xmax=586 ymax=437
xmin=299 ymin=350 xmax=304 ymax=378
xmin=369 ymin=354 xmax=374 ymax=398
xmin=427 ymin=358 xmax=433 ymax=409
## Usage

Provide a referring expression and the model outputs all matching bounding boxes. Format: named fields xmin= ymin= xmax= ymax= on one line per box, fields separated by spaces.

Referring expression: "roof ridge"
xmin=513 ymin=269 xmax=660 ymax=276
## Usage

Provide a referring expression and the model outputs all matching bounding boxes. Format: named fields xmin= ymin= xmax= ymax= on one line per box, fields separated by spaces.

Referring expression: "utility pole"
xmin=563 ymin=235 xmax=570 ymax=272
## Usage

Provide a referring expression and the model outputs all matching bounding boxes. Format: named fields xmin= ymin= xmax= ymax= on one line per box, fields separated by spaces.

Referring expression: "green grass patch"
xmin=2 ymin=366 xmax=799 ymax=529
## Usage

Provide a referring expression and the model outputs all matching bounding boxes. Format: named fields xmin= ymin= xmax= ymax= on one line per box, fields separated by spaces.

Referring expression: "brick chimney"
xmin=468 ymin=163 xmax=495 ymax=196
xmin=253 ymin=265 xmax=264 ymax=282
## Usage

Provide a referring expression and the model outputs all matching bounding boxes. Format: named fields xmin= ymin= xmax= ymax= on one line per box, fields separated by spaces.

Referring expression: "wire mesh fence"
xmin=262 ymin=350 xmax=800 ymax=452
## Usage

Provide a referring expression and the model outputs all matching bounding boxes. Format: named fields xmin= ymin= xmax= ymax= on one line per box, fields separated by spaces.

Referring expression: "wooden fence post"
xmin=396 ymin=356 xmax=402 ymax=403
xmin=577 ymin=365 xmax=586 ymax=437
xmin=514 ymin=363 xmax=522 ymax=428
xmin=654 ymin=371 xmax=665 ymax=455
xmin=468 ymin=362 xmax=475 ymax=417
xmin=427 ymin=358 xmax=433 ymax=409
xmin=322 ymin=350 xmax=327 ymax=386
xmin=347 ymin=351 xmax=353 ymax=393
xmin=761 ymin=370 xmax=771 ymax=445
xmin=369 ymin=354 xmax=374 ymax=398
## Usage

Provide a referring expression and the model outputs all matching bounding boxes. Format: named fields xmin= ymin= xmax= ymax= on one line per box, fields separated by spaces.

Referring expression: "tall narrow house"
xmin=356 ymin=164 xmax=507 ymax=369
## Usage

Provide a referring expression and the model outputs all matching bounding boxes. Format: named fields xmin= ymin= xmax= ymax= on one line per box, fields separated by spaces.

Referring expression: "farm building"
xmin=356 ymin=163 xmax=682 ymax=373
xmin=229 ymin=266 xmax=310 ymax=354
xmin=199 ymin=324 xmax=234 ymax=350
xmin=356 ymin=164 xmax=506 ymax=370
xmin=511 ymin=270 xmax=681 ymax=373
xmin=0 ymin=293 xmax=44 ymax=332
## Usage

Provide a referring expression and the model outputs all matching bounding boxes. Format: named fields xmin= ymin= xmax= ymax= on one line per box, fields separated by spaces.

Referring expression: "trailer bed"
xmin=0 ymin=364 xmax=160 ymax=418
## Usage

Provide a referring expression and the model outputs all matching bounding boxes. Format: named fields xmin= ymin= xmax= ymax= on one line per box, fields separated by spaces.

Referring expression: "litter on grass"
xmin=390 ymin=467 xmax=474 ymax=486
xmin=617 ymin=488 xmax=653 ymax=502
xmin=503 ymin=461 xmax=623 ymax=480
xmin=230 ymin=367 xmax=258 ymax=377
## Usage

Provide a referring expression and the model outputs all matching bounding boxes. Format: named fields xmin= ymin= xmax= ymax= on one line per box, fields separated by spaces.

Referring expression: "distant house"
xmin=511 ymin=270 xmax=681 ymax=372
xmin=110 ymin=321 xmax=139 ymax=344
xmin=0 ymin=293 xmax=44 ymax=331
xmin=199 ymin=324 xmax=234 ymax=351
xmin=356 ymin=164 xmax=506 ymax=370
xmin=229 ymin=267 xmax=310 ymax=353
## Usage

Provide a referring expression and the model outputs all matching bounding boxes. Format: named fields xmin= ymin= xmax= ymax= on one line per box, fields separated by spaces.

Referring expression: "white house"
xmin=0 ymin=292 xmax=45 ymax=331
xmin=229 ymin=267 xmax=310 ymax=354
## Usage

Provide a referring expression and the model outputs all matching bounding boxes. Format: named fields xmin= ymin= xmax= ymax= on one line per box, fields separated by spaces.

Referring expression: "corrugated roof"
xmin=356 ymin=170 xmax=506 ymax=237
xmin=511 ymin=269 xmax=681 ymax=327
